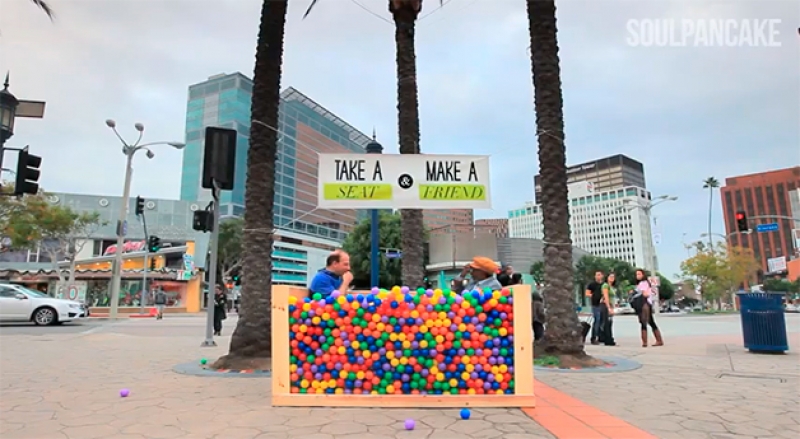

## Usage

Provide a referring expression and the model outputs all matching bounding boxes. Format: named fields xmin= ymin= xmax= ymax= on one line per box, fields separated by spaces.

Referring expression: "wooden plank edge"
xmin=271 ymin=394 xmax=536 ymax=408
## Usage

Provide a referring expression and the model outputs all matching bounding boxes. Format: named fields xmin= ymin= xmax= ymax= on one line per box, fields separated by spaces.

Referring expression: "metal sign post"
xmin=201 ymin=182 xmax=221 ymax=347
xmin=139 ymin=213 xmax=150 ymax=315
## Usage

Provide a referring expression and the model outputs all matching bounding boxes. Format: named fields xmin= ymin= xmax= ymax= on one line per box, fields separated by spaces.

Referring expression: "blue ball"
xmin=460 ymin=408 xmax=471 ymax=420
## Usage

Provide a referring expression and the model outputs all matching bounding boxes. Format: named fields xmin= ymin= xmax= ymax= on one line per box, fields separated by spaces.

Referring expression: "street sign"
xmin=756 ymin=223 xmax=779 ymax=233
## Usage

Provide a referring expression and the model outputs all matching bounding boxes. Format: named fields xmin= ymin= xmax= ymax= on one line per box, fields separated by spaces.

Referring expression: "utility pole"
xmin=365 ymin=131 xmax=383 ymax=288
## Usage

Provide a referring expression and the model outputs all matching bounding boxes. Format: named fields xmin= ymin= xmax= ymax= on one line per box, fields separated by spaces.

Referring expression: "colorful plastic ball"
xmin=200 ymin=358 xmax=207 ymax=365
xmin=119 ymin=389 xmax=130 ymax=398
xmin=404 ymin=419 xmax=415 ymax=430
xmin=460 ymin=408 xmax=471 ymax=419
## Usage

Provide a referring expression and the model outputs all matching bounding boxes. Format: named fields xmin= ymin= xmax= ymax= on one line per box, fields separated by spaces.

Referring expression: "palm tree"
xmin=389 ymin=0 xmax=426 ymax=288
xmin=703 ymin=177 xmax=719 ymax=249
xmin=30 ymin=0 xmax=54 ymax=18
xmin=526 ymin=0 xmax=590 ymax=360
xmin=305 ymin=0 xmax=435 ymax=288
xmin=212 ymin=0 xmax=288 ymax=370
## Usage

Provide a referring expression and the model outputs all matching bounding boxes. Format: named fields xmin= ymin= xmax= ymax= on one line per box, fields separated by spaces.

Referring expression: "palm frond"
xmin=30 ymin=0 xmax=55 ymax=20
xmin=303 ymin=0 xmax=320 ymax=19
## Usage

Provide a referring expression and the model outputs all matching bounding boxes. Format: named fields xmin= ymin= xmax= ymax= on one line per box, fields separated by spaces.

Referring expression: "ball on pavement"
xmin=200 ymin=358 xmax=207 ymax=365
xmin=404 ymin=419 xmax=415 ymax=430
xmin=119 ymin=389 xmax=130 ymax=398
xmin=460 ymin=408 xmax=471 ymax=420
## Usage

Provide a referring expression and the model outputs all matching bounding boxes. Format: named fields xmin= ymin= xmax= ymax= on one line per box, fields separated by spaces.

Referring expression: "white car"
xmin=0 ymin=283 xmax=86 ymax=325
xmin=614 ymin=303 xmax=636 ymax=315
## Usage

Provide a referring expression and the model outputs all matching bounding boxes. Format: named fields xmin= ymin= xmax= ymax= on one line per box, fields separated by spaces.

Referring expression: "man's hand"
xmin=342 ymin=271 xmax=354 ymax=283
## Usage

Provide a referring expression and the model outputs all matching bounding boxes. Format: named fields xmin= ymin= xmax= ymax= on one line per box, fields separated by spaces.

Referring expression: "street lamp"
xmin=106 ymin=119 xmax=184 ymax=319
xmin=365 ymin=130 xmax=383 ymax=288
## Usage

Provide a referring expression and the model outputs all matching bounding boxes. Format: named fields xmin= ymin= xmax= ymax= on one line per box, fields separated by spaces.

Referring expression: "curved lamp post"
xmin=106 ymin=119 xmax=184 ymax=319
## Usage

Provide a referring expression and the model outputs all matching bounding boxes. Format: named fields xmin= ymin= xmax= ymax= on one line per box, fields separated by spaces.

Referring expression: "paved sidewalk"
xmin=1 ymin=314 xmax=798 ymax=439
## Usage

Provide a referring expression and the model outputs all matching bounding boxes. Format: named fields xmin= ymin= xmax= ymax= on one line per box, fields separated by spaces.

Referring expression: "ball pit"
xmin=271 ymin=284 xmax=535 ymax=408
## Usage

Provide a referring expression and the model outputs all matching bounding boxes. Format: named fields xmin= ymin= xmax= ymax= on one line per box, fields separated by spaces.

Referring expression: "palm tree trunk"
xmin=527 ymin=0 xmax=584 ymax=356
xmin=213 ymin=0 xmax=287 ymax=370
xmin=392 ymin=2 xmax=425 ymax=288
xmin=707 ymin=188 xmax=713 ymax=249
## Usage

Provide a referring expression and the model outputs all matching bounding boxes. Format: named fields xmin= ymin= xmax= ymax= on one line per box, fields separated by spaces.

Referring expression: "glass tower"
xmin=180 ymin=74 xmax=370 ymax=243
xmin=181 ymin=73 xmax=252 ymax=217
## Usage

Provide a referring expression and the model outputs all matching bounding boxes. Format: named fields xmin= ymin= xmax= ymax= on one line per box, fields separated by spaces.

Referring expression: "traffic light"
xmin=735 ymin=211 xmax=749 ymax=232
xmin=230 ymin=267 xmax=241 ymax=286
xmin=147 ymin=235 xmax=161 ymax=253
xmin=135 ymin=196 xmax=145 ymax=216
xmin=13 ymin=148 xmax=42 ymax=196
xmin=192 ymin=210 xmax=213 ymax=232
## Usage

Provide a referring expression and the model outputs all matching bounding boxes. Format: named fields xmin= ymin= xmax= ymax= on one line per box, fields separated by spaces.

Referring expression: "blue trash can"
xmin=737 ymin=292 xmax=788 ymax=353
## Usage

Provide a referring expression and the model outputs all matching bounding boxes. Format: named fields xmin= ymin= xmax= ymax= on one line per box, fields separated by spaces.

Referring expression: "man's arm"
xmin=584 ymin=283 xmax=593 ymax=300
xmin=340 ymin=271 xmax=353 ymax=292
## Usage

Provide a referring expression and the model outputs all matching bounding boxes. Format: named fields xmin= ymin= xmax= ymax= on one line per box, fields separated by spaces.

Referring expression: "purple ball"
xmin=319 ymin=335 xmax=327 ymax=343
xmin=331 ymin=290 xmax=341 ymax=298
xmin=425 ymin=289 xmax=434 ymax=297
xmin=344 ymin=389 xmax=352 ymax=394
xmin=500 ymin=312 xmax=508 ymax=320
xmin=483 ymin=382 xmax=492 ymax=389
xmin=398 ymin=318 xmax=406 ymax=326
xmin=404 ymin=419 xmax=415 ymax=430
xmin=381 ymin=316 xmax=389 ymax=323
xmin=429 ymin=349 xmax=437 ymax=356
xmin=475 ymin=364 xmax=484 ymax=372
xmin=310 ymin=365 xmax=318 ymax=373
xmin=450 ymin=324 xmax=458 ymax=332
xmin=357 ymin=357 xmax=365 ymax=365
xmin=401 ymin=286 xmax=410 ymax=294
xmin=354 ymin=380 xmax=363 ymax=387
xmin=420 ymin=390 xmax=428 ymax=395
xmin=371 ymin=287 xmax=380 ymax=294
xmin=407 ymin=303 xmax=415 ymax=310
xmin=314 ymin=373 xmax=323 ymax=380
xmin=319 ymin=299 xmax=327 ymax=306
xmin=471 ymin=317 xmax=480 ymax=324
xmin=119 ymin=389 xmax=130 ymax=398
xmin=297 ymin=368 xmax=306 ymax=375
xmin=308 ymin=310 xmax=316 ymax=317
xmin=315 ymin=349 xmax=323 ymax=356
xmin=340 ymin=331 xmax=349 ymax=339
xmin=457 ymin=348 xmax=466 ymax=356
xmin=401 ymin=374 xmax=410 ymax=382
xmin=454 ymin=295 xmax=464 ymax=304
xmin=382 ymin=363 xmax=391 ymax=371
xmin=411 ymin=341 xmax=419 ymax=349
xmin=507 ymin=296 xmax=514 ymax=304
xmin=439 ymin=362 xmax=447 ymax=370
xmin=470 ymin=372 xmax=478 ymax=379
xmin=343 ymin=340 xmax=351 ymax=347
xmin=378 ymin=348 xmax=387 ymax=355
xmin=416 ymin=318 xmax=424 ymax=325
xmin=508 ymin=366 xmax=515 ymax=374
xmin=498 ymin=357 xmax=505 ymax=365
xmin=438 ymin=297 xmax=447 ymax=305
xmin=489 ymin=357 xmax=497 ymax=365
xmin=492 ymin=348 xmax=500 ymax=356
xmin=421 ymin=369 xmax=429 ymax=377
xmin=332 ymin=364 xmax=340 ymax=371
xmin=487 ymin=374 xmax=495 ymax=383
xmin=426 ymin=305 xmax=434 ymax=312
xmin=475 ymin=324 xmax=484 ymax=332
xmin=508 ymin=335 xmax=514 ymax=342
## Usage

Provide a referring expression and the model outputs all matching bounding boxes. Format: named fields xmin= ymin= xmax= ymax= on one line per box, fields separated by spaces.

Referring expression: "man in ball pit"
xmin=309 ymin=250 xmax=353 ymax=299
xmin=454 ymin=256 xmax=503 ymax=292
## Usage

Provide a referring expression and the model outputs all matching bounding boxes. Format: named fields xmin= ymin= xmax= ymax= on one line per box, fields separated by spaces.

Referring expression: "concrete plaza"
xmin=0 ymin=312 xmax=798 ymax=439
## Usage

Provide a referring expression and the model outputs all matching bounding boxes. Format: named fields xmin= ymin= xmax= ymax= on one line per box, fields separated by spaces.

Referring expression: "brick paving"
xmin=1 ymin=314 xmax=798 ymax=439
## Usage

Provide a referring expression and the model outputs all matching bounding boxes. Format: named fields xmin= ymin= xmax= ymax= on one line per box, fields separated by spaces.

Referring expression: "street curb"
xmin=172 ymin=361 xmax=272 ymax=378
xmin=534 ymin=356 xmax=642 ymax=374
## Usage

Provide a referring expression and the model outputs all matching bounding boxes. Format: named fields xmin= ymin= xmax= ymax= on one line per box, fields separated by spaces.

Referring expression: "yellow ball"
xmin=499 ymin=364 xmax=508 ymax=373
xmin=410 ymin=310 xmax=419 ymax=319
xmin=449 ymin=378 xmax=458 ymax=387
xmin=372 ymin=314 xmax=381 ymax=322
xmin=399 ymin=357 xmax=409 ymax=365
xmin=461 ymin=372 xmax=470 ymax=380
xmin=495 ymin=374 xmax=504 ymax=382
xmin=337 ymin=346 xmax=346 ymax=355
xmin=458 ymin=323 xmax=467 ymax=332
xmin=402 ymin=340 xmax=411 ymax=349
xmin=499 ymin=328 xmax=508 ymax=336
xmin=311 ymin=316 xmax=321 ymax=325
xmin=335 ymin=388 xmax=344 ymax=394
xmin=419 ymin=340 xmax=429 ymax=348
xmin=289 ymin=296 xmax=298 ymax=305
xmin=356 ymin=371 xmax=365 ymax=380
xmin=339 ymin=370 xmax=348 ymax=379
xmin=462 ymin=301 xmax=471 ymax=309
xmin=299 ymin=324 xmax=308 ymax=333
xmin=351 ymin=302 xmax=360 ymax=310
xmin=362 ymin=350 xmax=371 ymax=359
xmin=387 ymin=351 xmax=396 ymax=360
xmin=434 ymin=289 xmax=443 ymax=295
xmin=436 ymin=373 xmax=445 ymax=381
xmin=466 ymin=364 xmax=474 ymax=372
xmin=461 ymin=355 xmax=471 ymax=365
xmin=468 ymin=388 xmax=476 ymax=395
xmin=496 ymin=389 xmax=504 ymax=395
xmin=390 ymin=358 xmax=400 ymax=367
xmin=435 ymin=335 xmax=444 ymax=344
xmin=352 ymin=341 xmax=360 ymax=350
xmin=377 ymin=322 xmax=386 ymax=331
xmin=386 ymin=385 xmax=395 ymax=393
xmin=301 ymin=379 xmax=310 ymax=388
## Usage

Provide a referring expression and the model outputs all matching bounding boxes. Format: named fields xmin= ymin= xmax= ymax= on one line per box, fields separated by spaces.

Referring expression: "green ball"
xmin=200 ymin=358 xmax=207 ymax=365
xmin=312 ymin=293 xmax=322 ymax=301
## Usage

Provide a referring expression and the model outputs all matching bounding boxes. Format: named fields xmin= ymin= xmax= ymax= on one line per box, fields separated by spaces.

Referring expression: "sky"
xmin=1 ymin=0 xmax=798 ymax=279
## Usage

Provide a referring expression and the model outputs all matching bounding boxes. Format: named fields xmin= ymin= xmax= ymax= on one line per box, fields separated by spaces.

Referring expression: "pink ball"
xmin=119 ymin=389 xmax=130 ymax=397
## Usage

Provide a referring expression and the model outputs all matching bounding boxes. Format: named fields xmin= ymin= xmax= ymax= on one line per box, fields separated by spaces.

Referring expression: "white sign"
xmin=317 ymin=154 xmax=491 ymax=209
xmin=767 ymin=256 xmax=787 ymax=274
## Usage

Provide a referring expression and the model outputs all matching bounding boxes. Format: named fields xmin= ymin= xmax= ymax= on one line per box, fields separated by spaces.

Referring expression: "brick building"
xmin=721 ymin=166 xmax=800 ymax=276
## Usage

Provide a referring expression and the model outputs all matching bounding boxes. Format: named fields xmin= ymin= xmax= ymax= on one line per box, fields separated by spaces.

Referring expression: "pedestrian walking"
xmin=531 ymin=292 xmax=545 ymax=342
xmin=153 ymin=288 xmax=167 ymax=320
xmin=213 ymin=286 xmax=227 ymax=336
xmin=630 ymin=269 xmax=663 ymax=347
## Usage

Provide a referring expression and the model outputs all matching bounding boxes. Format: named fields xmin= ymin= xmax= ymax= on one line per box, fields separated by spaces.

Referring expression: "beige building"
xmin=475 ymin=218 xmax=509 ymax=238
xmin=424 ymin=209 xmax=474 ymax=233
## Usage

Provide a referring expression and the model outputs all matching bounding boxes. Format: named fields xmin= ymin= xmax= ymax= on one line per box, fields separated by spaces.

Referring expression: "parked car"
xmin=0 ymin=283 xmax=86 ymax=325
xmin=785 ymin=304 xmax=800 ymax=313
xmin=614 ymin=302 xmax=636 ymax=315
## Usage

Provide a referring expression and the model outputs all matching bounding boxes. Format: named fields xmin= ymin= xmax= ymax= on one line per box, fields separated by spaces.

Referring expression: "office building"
xmin=180 ymin=74 xmax=371 ymax=242
xmin=721 ymin=166 xmax=800 ymax=274
xmin=509 ymin=182 xmax=657 ymax=270
xmin=475 ymin=218 xmax=509 ymax=238
xmin=534 ymin=154 xmax=645 ymax=203
xmin=181 ymin=72 xmax=251 ymax=214
xmin=424 ymin=209 xmax=474 ymax=233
